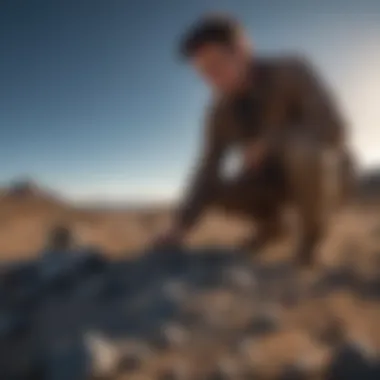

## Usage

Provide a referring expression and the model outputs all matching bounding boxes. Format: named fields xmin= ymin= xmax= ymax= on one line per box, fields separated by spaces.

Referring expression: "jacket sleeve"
xmin=289 ymin=56 xmax=347 ymax=146
xmin=175 ymin=104 xmax=228 ymax=231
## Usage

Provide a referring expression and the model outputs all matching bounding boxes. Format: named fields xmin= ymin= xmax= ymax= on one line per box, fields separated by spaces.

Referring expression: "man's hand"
xmin=150 ymin=225 xmax=185 ymax=250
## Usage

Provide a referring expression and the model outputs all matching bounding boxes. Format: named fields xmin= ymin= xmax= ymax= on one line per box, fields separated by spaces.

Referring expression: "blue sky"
xmin=1 ymin=0 xmax=379 ymax=202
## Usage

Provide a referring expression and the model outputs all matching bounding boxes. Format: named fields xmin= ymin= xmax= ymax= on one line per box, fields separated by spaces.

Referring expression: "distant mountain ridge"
xmin=0 ymin=178 xmax=65 ymax=211
xmin=1 ymin=167 xmax=380 ymax=208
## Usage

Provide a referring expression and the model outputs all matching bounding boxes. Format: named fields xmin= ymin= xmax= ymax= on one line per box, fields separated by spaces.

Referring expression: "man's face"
xmin=191 ymin=42 xmax=250 ymax=94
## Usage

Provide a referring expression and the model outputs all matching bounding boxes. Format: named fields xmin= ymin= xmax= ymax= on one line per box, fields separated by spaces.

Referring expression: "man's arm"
xmin=175 ymin=104 xmax=228 ymax=232
xmin=290 ymin=56 xmax=347 ymax=146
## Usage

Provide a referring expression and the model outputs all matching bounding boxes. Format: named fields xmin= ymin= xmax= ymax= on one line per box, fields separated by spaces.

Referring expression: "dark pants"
xmin=208 ymin=136 xmax=355 ymax=265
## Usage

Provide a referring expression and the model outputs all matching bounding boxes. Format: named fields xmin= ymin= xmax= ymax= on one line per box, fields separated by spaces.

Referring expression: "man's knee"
xmin=283 ymin=138 xmax=345 ymax=202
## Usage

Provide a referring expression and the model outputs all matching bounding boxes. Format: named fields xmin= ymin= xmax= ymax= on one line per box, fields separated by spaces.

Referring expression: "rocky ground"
xmin=0 ymin=180 xmax=379 ymax=379
xmin=0 ymin=228 xmax=380 ymax=379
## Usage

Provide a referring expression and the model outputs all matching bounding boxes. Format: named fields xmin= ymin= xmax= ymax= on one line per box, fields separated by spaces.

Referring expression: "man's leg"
xmin=210 ymin=167 xmax=287 ymax=251
xmin=282 ymin=137 xmax=346 ymax=266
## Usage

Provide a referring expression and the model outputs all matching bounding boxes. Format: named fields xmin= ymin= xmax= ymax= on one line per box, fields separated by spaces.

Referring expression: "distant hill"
xmin=0 ymin=178 xmax=66 ymax=218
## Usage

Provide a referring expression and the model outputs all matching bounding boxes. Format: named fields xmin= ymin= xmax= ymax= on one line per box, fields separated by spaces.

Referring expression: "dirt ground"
xmin=0 ymin=186 xmax=379 ymax=379
xmin=1 ymin=186 xmax=379 ymax=264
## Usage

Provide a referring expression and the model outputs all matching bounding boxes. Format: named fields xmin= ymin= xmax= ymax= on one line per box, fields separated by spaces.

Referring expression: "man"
xmin=154 ymin=14 xmax=353 ymax=266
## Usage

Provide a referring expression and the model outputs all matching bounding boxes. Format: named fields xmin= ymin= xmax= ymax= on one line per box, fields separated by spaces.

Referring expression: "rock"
xmin=326 ymin=341 xmax=380 ymax=380
xmin=99 ymin=274 xmax=127 ymax=300
xmin=74 ymin=275 xmax=107 ymax=301
xmin=162 ymin=280 xmax=190 ymax=303
xmin=73 ymin=249 xmax=107 ymax=278
xmin=84 ymin=331 xmax=121 ymax=378
xmin=46 ymin=225 xmax=73 ymax=251
xmin=38 ymin=249 xmax=106 ymax=296
xmin=2 ymin=262 xmax=39 ymax=291
xmin=222 ymin=265 xmax=256 ymax=292
xmin=0 ymin=340 xmax=43 ymax=380
xmin=151 ymin=322 xmax=189 ymax=350
xmin=245 ymin=306 xmax=281 ymax=337
xmin=44 ymin=339 xmax=89 ymax=380
xmin=162 ymin=323 xmax=189 ymax=348
xmin=85 ymin=332 xmax=151 ymax=378
xmin=39 ymin=250 xmax=76 ymax=285
xmin=0 ymin=311 xmax=30 ymax=339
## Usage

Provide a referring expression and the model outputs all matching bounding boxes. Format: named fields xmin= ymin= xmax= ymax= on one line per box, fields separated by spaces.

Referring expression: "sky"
xmin=0 ymin=0 xmax=379 ymax=203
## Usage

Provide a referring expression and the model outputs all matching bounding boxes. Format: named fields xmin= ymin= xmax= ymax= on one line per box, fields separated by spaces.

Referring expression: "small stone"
xmin=152 ymin=323 xmax=189 ymax=350
xmin=162 ymin=280 xmax=189 ymax=303
xmin=223 ymin=265 xmax=256 ymax=292
xmin=46 ymin=225 xmax=74 ymax=251
xmin=164 ymin=323 xmax=188 ymax=347
xmin=84 ymin=331 xmax=121 ymax=378
xmin=245 ymin=306 xmax=281 ymax=337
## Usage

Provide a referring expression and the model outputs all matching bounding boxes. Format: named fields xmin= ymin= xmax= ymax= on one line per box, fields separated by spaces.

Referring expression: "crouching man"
xmin=153 ymin=14 xmax=355 ymax=266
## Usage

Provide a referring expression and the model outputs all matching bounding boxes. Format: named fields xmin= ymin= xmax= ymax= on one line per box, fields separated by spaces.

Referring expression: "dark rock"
xmin=0 ymin=342 xmax=44 ymax=380
xmin=245 ymin=308 xmax=280 ymax=337
xmin=0 ymin=311 xmax=30 ymax=339
xmin=78 ymin=250 xmax=107 ymax=276
xmin=326 ymin=342 xmax=380 ymax=380
xmin=74 ymin=275 xmax=107 ymax=301
xmin=38 ymin=249 xmax=107 ymax=296
xmin=44 ymin=339 xmax=89 ymax=380
xmin=150 ymin=322 xmax=188 ymax=351
xmin=99 ymin=275 xmax=127 ymax=300
xmin=2 ymin=262 xmax=39 ymax=291
xmin=7 ymin=179 xmax=41 ymax=198
xmin=84 ymin=332 xmax=147 ymax=378
xmin=46 ymin=226 xmax=73 ymax=251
